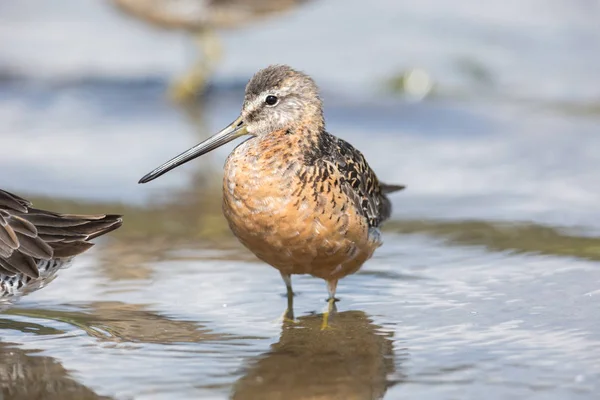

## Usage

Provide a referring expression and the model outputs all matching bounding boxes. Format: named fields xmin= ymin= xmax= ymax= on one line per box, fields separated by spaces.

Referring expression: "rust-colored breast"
xmin=222 ymin=130 xmax=381 ymax=280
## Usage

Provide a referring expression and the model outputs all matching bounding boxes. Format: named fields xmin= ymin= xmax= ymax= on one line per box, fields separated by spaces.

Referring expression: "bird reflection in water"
xmin=232 ymin=310 xmax=401 ymax=400
xmin=0 ymin=340 xmax=111 ymax=400
xmin=4 ymin=301 xmax=239 ymax=344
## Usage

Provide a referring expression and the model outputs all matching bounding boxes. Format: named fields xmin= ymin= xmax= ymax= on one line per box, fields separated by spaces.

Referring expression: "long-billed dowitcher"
xmin=0 ymin=189 xmax=122 ymax=308
xmin=110 ymin=0 xmax=313 ymax=101
xmin=139 ymin=65 xmax=404 ymax=326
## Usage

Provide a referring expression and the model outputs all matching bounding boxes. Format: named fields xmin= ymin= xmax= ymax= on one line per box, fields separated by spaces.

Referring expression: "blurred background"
xmin=1 ymin=0 xmax=600 ymax=399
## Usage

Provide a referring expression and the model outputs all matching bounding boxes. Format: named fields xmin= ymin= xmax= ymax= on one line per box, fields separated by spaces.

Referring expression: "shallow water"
xmin=2 ymin=1 xmax=600 ymax=399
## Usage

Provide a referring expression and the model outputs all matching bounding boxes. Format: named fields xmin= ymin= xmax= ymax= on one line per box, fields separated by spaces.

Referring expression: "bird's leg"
xmin=281 ymin=272 xmax=295 ymax=322
xmin=325 ymin=278 xmax=340 ymax=303
xmin=169 ymin=27 xmax=223 ymax=102
xmin=198 ymin=27 xmax=223 ymax=67
xmin=321 ymin=279 xmax=338 ymax=330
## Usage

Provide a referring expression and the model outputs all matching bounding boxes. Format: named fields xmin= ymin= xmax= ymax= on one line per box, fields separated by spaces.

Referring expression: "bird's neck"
xmin=285 ymin=113 xmax=325 ymax=139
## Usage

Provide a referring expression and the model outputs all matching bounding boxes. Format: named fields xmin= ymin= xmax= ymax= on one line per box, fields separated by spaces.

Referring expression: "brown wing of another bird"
xmin=314 ymin=133 xmax=405 ymax=229
xmin=0 ymin=189 xmax=123 ymax=279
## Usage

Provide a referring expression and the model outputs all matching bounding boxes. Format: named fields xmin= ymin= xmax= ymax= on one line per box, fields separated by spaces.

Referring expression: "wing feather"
xmin=0 ymin=189 xmax=123 ymax=278
xmin=316 ymin=134 xmax=404 ymax=228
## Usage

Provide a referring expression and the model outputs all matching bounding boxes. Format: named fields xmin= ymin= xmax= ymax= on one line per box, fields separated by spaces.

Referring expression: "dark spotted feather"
xmin=305 ymin=132 xmax=405 ymax=228
xmin=0 ymin=189 xmax=122 ymax=278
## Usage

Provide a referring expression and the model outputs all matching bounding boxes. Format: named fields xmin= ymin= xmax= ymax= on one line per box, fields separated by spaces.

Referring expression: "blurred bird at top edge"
xmin=109 ymin=0 xmax=315 ymax=102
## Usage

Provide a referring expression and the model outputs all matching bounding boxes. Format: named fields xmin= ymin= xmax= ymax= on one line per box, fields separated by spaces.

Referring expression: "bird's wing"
xmin=319 ymin=135 xmax=403 ymax=228
xmin=0 ymin=189 xmax=122 ymax=278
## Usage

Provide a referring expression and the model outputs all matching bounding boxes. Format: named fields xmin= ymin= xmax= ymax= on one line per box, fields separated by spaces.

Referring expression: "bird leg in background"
xmin=169 ymin=28 xmax=223 ymax=102
xmin=321 ymin=279 xmax=339 ymax=330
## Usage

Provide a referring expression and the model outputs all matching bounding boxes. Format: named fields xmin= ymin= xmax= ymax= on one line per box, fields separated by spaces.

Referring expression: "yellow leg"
xmin=320 ymin=298 xmax=337 ymax=330
xmin=320 ymin=279 xmax=339 ymax=330
xmin=169 ymin=28 xmax=223 ymax=103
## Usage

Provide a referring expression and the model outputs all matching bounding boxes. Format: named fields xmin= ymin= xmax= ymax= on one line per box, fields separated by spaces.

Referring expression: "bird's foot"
xmin=320 ymin=298 xmax=337 ymax=330
xmin=320 ymin=311 xmax=333 ymax=330
xmin=275 ymin=308 xmax=297 ymax=324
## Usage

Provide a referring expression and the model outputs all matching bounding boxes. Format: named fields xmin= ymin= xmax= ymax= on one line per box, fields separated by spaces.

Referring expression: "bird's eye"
xmin=265 ymin=95 xmax=278 ymax=106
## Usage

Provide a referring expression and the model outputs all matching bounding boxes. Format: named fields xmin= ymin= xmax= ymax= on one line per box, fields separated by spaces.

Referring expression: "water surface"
xmin=1 ymin=1 xmax=600 ymax=399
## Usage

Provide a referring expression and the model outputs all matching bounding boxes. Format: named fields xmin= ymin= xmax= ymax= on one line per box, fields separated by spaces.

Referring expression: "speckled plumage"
xmin=224 ymin=66 xmax=404 ymax=283
xmin=139 ymin=65 xmax=404 ymax=317
xmin=0 ymin=189 xmax=122 ymax=307
xmin=223 ymin=129 xmax=402 ymax=281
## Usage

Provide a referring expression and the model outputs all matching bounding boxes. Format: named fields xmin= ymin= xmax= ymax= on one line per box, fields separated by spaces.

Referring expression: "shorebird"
xmin=110 ymin=0 xmax=313 ymax=101
xmin=0 ymin=189 xmax=122 ymax=308
xmin=139 ymin=65 xmax=404 ymax=326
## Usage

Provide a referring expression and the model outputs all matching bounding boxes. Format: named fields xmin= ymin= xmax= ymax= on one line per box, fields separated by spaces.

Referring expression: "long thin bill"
xmin=138 ymin=117 xmax=247 ymax=184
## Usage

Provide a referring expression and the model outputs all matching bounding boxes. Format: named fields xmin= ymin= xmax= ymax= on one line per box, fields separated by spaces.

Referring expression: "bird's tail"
xmin=379 ymin=183 xmax=405 ymax=223
xmin=381 ymin=183 xmax=405 ymax=194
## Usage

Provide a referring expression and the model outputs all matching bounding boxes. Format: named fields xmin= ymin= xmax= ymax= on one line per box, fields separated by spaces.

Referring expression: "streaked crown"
xmin=241 ymin=65 xmax=324 ymax=136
